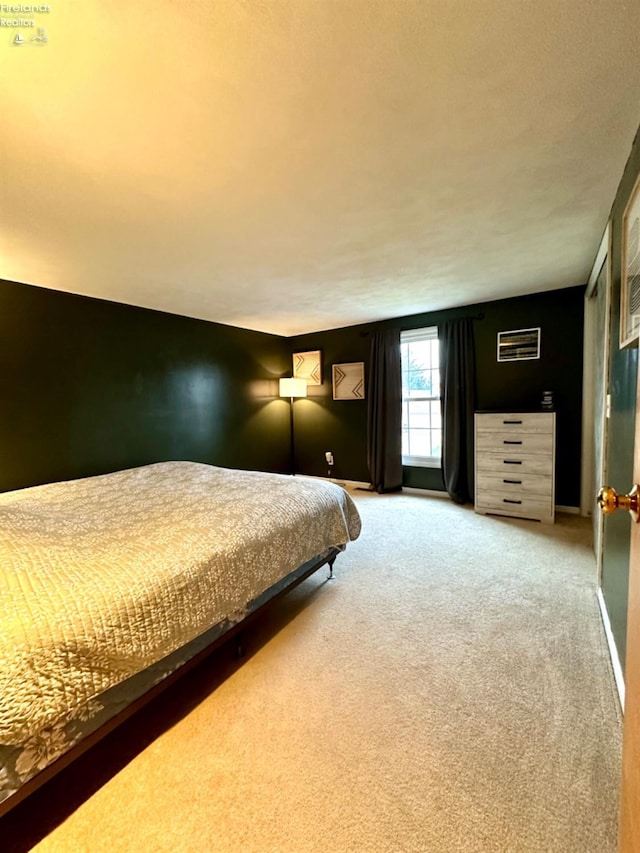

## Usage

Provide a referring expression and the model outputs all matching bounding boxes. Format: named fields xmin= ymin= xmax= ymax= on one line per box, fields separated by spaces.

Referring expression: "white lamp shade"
xmin=279 ymin=377 xmax=307 ymax=398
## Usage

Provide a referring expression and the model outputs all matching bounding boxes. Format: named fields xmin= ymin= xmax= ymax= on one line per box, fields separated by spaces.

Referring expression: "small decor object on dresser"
xmin=332 ymin=362 xmax=365 ymax=400
xmin=474 ymin=412 xmax=556 ymax=523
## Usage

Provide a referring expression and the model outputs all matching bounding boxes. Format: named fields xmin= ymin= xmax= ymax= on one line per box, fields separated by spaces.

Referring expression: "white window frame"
xmin=401 ymin=326 xmax=441 ymax=468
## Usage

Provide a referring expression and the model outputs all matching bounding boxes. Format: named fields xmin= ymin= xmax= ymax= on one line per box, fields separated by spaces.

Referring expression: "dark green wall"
xmin=290 ymin=329 xmax=371 ymax=484
xmin=0 ymin=279 xmax=291 ymax=492
xmin=290 ymin=285 xmax=585 ymax=506
xmin=473 ymin=287 xmax=585 ymax=507
xmin=601 ymin=126 xmax=640 ymax=670
xmin=2 ymin=275 xmax=585 ymax=509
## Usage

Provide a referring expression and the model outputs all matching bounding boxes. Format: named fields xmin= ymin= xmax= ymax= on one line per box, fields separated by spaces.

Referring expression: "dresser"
xmin=474 ymin=412 xmax=556 ymax=523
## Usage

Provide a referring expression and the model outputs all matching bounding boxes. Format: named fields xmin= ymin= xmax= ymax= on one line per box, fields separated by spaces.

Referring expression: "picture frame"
xmin=293 ymin=350 xmax=322 ymax=386
xmin=332 ymin=362 xmax=365 ymax=400
xmin=620 ymin=173 xmax=640 ymax=348
xmin=497 ymin=328 xmax=541 ymax=362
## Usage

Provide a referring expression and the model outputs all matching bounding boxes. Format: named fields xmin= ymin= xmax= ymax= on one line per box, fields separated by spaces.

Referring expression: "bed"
xmin=0 ymin=461 xmax=361 ymax=814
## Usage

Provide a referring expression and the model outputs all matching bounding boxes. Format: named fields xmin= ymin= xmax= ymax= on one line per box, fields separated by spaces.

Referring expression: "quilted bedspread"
xmin=0 ymin=462 xmax=361 ymax=745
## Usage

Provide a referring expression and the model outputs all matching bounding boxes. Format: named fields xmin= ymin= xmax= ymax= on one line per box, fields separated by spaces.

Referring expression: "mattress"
xmin=0 ymin=462 xmax=361 ymax=806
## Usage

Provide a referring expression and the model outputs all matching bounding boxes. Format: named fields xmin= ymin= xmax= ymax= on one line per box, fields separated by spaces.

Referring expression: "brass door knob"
xmin=597 ymin=485 xmax=640 ymax=522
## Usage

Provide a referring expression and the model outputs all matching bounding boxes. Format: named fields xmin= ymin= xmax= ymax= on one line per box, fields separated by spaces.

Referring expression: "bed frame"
xmin=0 ymin=547 xmax=340 ymax=819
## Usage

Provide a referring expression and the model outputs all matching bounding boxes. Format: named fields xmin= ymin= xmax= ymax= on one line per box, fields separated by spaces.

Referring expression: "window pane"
xmin=406 ymin=369 xmax=433 ymax=394
xmin=408 ymin=340 xmax=431 ymax=370
xmin=407 ymin=429 xmax=442 ymax=460
xmin=408 ymin=400 xmax=431 ymax=428
xmin=408 ymin=428 xmax=431 ymax=457
xmin=400 ymin=326 xmax=441 ymax=463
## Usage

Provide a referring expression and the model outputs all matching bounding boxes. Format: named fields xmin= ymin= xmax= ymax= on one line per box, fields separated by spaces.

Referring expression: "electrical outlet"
xmin=325 ymin=451 xmax=334 ymax=466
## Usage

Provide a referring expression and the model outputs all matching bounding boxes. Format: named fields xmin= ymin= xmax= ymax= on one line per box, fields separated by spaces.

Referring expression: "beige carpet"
xmin=3 ymin=491 xmax=622 ymax=852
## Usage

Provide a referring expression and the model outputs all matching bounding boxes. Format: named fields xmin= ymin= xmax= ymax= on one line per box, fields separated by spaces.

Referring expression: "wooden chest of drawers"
xmin=474 ymin=412 xmax=556 ymax=523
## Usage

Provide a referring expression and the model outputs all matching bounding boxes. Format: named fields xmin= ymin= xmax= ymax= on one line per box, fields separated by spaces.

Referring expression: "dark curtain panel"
xmin=439 ymin=319 xmax=476 ymax=504
xmin=367 ymin=328 xmax=403 ymax=493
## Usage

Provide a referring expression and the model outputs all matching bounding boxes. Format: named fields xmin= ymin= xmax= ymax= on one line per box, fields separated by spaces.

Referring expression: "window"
xmin=401 ymin=327 xmax=441 ymax=467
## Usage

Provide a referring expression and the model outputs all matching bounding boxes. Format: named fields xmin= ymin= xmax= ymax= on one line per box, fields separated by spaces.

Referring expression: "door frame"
xmin=582 ymin=222 xmax=612 ymax=570
xmin=582 ymin=223 xmax=626 ymax=706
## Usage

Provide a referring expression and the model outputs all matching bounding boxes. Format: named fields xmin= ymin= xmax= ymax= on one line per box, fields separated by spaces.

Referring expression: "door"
xmin=603 ymin=370 xmax=640 ymax=849
xmin=621 ymin=388 xmax=640 ymax=850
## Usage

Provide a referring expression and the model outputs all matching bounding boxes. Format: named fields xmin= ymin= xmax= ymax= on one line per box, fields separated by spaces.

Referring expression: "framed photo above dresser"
xmin=496 ymin=328 xmax=541 ymax=362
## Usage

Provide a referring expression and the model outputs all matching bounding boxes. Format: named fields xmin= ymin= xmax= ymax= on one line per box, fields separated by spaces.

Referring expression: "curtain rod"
xmin=359 ymin=312 xmax=485 ymax=337
xmin=438 ymin=311 xmax=485 ymax=322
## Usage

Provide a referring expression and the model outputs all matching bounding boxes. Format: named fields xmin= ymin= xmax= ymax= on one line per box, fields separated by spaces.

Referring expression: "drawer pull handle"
xmin=503 ymin=479 xmax=522 ymax=484
xmin=503 ymin=499 xmax=522 ymax=505
xmin=503 ymin=420 xmax=522 ymax=424
xmin=503 ymin=460 xmax=522 ymax=465
xmin=504 ymin=440 xmax=522 ymax=445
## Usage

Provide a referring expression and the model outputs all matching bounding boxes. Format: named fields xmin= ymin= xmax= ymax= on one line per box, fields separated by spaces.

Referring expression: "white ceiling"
xmin=1 ymin=1 xmax=640 ymax=336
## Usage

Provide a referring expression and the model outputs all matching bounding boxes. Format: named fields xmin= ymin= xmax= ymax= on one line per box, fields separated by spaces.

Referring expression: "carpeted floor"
xmin=3 ymin=491 xmax=622 ymax=852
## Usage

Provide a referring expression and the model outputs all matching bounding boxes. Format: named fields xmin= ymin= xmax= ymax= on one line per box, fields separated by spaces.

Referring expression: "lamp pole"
xmin=289 ymin=394 xmax=295 ymax=474
xmin=279 ymin=377 xmax=307 ymax=475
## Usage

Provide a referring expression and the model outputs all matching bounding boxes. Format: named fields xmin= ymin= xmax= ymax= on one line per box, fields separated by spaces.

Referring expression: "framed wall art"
xmin=620 ymin=173 xmax=640 ymax=348
xmin=293 ymin=350 xmax=322 ymax=385
xmin=497 ymin=328 xmax=541 ymax=362
xmin=332 ymin=362 xmax=365 ymax=400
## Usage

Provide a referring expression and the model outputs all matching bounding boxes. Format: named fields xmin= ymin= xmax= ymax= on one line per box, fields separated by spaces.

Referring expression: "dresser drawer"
xmin=475 ymin=492 xmax=553 ymax=521
xmin=476 ymin=452 xmax=552 ymax=476
xmin=476 ymin=472 xmax=552 ymax=498
xmin=475 ymin=412 xmax=554 ymax=434
xmin=475 ymin=492 xmax=553 ymax=520
xmin=476 ymin=431 xmax=554 ymax=455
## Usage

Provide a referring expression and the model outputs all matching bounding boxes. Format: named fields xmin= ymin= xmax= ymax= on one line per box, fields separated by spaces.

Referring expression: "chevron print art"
xmin=332 ymin=362 xmax=365 ymax=400
xmin=293 ymin=350 xmax=322 ymax=385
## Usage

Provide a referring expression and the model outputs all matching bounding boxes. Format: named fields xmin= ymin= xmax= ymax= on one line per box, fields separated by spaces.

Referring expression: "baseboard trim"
xmin=555 ymin=505 xmax=580 ymax=515
xmin=401 ymin=486 xmax=448 ymax=498
xmin=336 ymin=479 xmax=371 ymax=490
xmin=296 ymin=475 xmax=372 ymax=491
xmin=295 ymin=476 xmax=449 ymax=497
xmin=596 ymin=587 xmax=625 ymax=712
